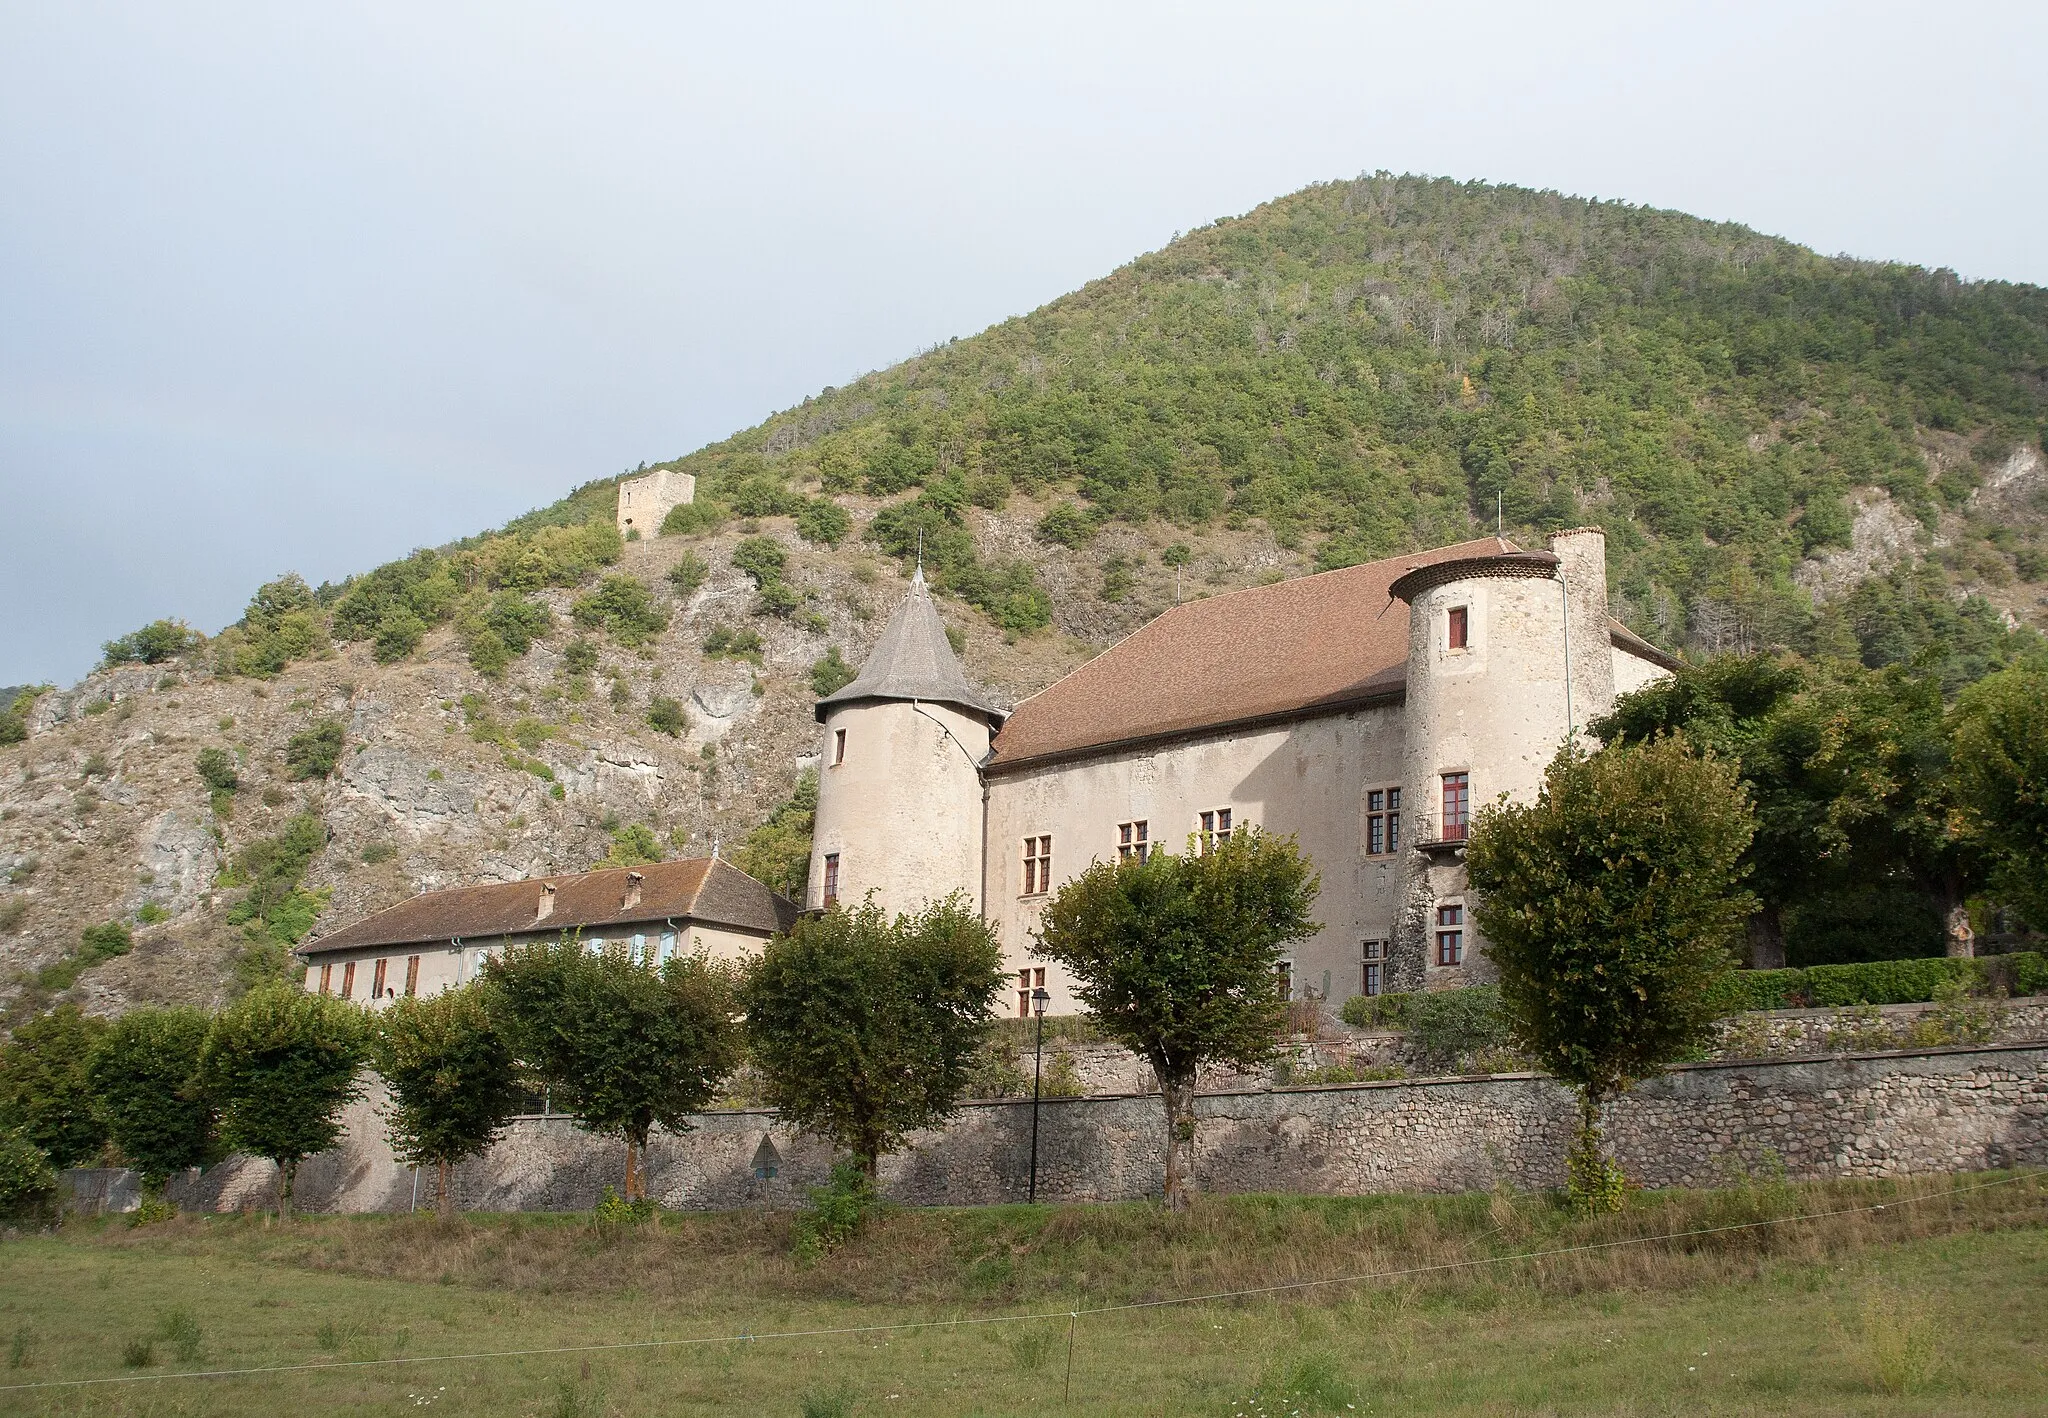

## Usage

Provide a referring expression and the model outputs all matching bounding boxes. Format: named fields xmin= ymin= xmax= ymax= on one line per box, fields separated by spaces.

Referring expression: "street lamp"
xmin=1027 ymin=985 xmax=1051 ymax=1202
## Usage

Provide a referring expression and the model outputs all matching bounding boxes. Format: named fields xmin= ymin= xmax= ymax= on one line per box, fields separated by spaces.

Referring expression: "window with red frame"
xmin=822 ymin=852 xmax=840 ymax=907
xmin=404 ymin=955 xmax=420 ymax=997
xmin=1117 ymin=820 xmax=1150 ymax=861
xmin=1448 ymin=606 xmax=1468 ymax=649
xmin=1435 ymin=903 xmax=1465 ymax=966
xmin=1022 ymin=835 xmax=1052 ymax=895
xmin=1017 ymin=966 xmax=1045 ymax=1017
xmin=1441 ymin=772 xmax=1470 ymax=842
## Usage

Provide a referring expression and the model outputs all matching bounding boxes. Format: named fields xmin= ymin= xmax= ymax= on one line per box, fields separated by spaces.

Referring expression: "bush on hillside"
xmin=660 ymin=501 xmax=728 ymax=537
xmin=284 ymin=719 xmax=345 ymax=780
xmin=572 ymin=576 xmax=670 ymax=646
xmin=795 ymin=498 xmax=851 ymax=547
xmin=646 ymin=695 xmax=688 ymax=738
xmin=666 ymin=552 xmax=709 ymax=597
xmin=102 ymin=619 xmax=201 ymax=667
xmin=194 ymin=747 xmax=239 ymax=794
xmin=809 ymin=647 xmax=857 ymax=698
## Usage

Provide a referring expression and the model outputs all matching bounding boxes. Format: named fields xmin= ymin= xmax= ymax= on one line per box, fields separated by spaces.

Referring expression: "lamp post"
xmin=1027 ymin=985 xmax=1051 ymax=1202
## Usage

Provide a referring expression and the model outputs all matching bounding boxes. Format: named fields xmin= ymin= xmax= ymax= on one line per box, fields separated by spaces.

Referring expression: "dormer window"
xmin=1448 ymin=606 xmax=1468 ymax=650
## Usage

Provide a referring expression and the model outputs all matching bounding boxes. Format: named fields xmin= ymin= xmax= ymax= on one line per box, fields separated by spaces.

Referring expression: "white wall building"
xmin=809 ymin=530 xmax=1678 ymax=1015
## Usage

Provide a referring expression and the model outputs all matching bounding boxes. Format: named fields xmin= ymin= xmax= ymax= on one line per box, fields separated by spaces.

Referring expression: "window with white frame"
xmin=1022 ymin=835 xmax=1053 ymax=895
xmin=1017 ymin=966 xmax=1046 ymax=1017
xmin=1435 ymin=903 xmax=1465 ymax=966
xmin=1117 ymin=820 xmax=1150 ymax=861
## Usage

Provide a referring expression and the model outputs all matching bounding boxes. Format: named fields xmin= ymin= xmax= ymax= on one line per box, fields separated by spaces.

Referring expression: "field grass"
xmin=3 ymin=1173 xmax=2046 ymax=1416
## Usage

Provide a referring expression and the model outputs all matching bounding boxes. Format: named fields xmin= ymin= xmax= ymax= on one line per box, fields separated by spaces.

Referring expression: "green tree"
xmin=646 ymin=695 xmax=688 ymax=737
xmin=794 ymin=498 xmax=852 ymax=547
xmin=1950 ymin=663 xmax=2048 ymax=928
xmin=1034 ymin=831 xmax=1318 ymax=1208
xmin=102 ymin=619 xmax=201 ymax=666
xmin=284 ymin=718 xmax=345 ymax=780
xmin=731 ymin=536 xmax=788 ymax=587
xmin=86 ymin=1007 xmax=216 ymax=1194
xmin=194 ymin=747 xmax=239 ymax=794
xmin=1466 ymin=738 xmax=1755 ymax=1211
xmin=809 ymin=648 xmax=857 ymax=698
xmin=370 ymin=986 xmax=521 ymax=1220
xmin=0 ymin=1127 xmax=57 ymax=1221
xmin=484 ymin=940 xmax=740 ymax=1200
xmin=599 ymin=823 xmax=663 ymax=868
xmin=0 ymin=1005 xmax=110 ymax=1168
xmin=572 ymin=575 xmax=670 ymax=646
xmin=731 ymin=770 xmax=816 ymax=899
xmin=665 ymin=551 xmax=709 ymax=597
xmin=742 ymin=896 xmax=1005 ymax=1178
xmin=199 ymin=985 xmax=370 ymax=1217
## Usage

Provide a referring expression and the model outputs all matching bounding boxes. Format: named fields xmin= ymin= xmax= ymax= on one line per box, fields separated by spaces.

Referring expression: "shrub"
xmin=1406 ymin=986 xmax=1510 ymax=1070
xmin=795 ymin=498 xmax=851 ymax=547
xmin=666 ymin=552 xmax=709 ymax=597
xmin=0 ymin=1130 xmax=57 ymax=1223
xmin=101 ymin=620 xmax=200 ymax=667
xmin=1034 ymin=503 xmax=1097 ymax=548
xmin=732 ymin=536 xmax=788 ymax=588
xmin=466 ymin=628 xmax=511 ymax=678
xmin=2009 ymin=951 xmax=2048 ymax=997
xmin=731 ymin=770 xmax=816 ymax=899
xmin=219 ymin=576 xmax=330 ymax=678
xmin=372 ymin=610 xmax=427 ymax=663
xmin=1803 ymin=957 xmax=1985 ymax=1007
xmin=284 ymin=719 xmax=345 ymax=780
xmin=599 ymin=823 xmax=663 ymax=869
xmin=194 ymin=748 xmax=238 ymax=794
xmin=1339 ymin=992 xmax=1414 ymax=1029
xmin=572 ymin=576 xmax=670 ymax=646
xmin=660 ymin=501 xmax=727 ymax=537
xmin=135 ymin=903 xmax=170 ymax=926
xmin=755 ymin=579 xmax=805 ymax=618
xmin=809 ymin=648 xmax=857 ymax=698
xmin=791 ymin=1162 xmax=882 ymax=1263
xmin=561 ymin=638 xmax=600 ymax=676
xmin=702 ymin=626 xmax=764 ymax=662
xmin=646 ymin=696 xmax=688 ymax=738
xmin=0 ymin=1004 xmax=111 ymax=1166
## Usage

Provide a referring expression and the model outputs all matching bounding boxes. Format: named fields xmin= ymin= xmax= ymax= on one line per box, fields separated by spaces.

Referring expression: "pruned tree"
xmin=742 ymin=896 xmax=1005 ymax=1178
xmin=484 ymin=938 xmax=740 ymax=1201
xmin=0 ymin=1004 xmax=110 ymax=1169
xmin=1951 ymin=663 xmax=2048 ymax=930
xmin=1034 ymin=831 xmax=1319 ymax=1210
xmin=86 ymin=1006 xmax=217 ymax=1196
xmin=1466 ymin=737 xmax=1754 ymax=1210
xmin=199 ymin=985 xmax=370 ymax=1218
xmin=370 ymin=985 xmax=523 ymax=1220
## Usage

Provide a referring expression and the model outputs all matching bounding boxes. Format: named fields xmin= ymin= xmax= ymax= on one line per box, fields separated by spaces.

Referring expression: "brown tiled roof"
xmin=987 ymin=537 xmax=1521 ymax=774
xmin=302 ymin=857 xmax=799 ymax=956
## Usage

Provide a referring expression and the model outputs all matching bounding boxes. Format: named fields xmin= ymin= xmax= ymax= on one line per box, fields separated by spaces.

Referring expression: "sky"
xmin=3 ymin=1 xmax=2044 ymax=687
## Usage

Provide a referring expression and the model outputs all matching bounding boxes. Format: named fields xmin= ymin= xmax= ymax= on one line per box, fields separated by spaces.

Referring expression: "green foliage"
xmin=482 ymin=940 xmax=741 ymax=1198
xmin=35 ymin=922 xmax=135 ymax=993
xmin=1034 ymin=503 xmax=1097 ymax=547
xmin=794 ymin=498 xmax=852 ymax=547
xmin=463 ymin=591 xmax=552 ymax=677
xmin=0 ymin=1129 xmax=57 ymax=1222
xmin=808 ymin=647 xmax=857 ymax=698
xmin=646 ymin=695 xmax=688 ymax=738
xmin=1711 ymin=956 xmax=2003 ymax=1013
xmin=0 ymin=1005 xmax=110 ymax=1167
xmin=1406 ymin=986 xmax=1511 ymax=1071
xmin=371 ymin=986 xmax=521 ymax=1214
xmin=1468 ymin=738 xmax=1754 ymax=1146
xmin=599 ymin=823 xmax=663 ymax=869
xmin=730 ymin=769 xmax=816 ymax=899
xmin=731 ymin=536 xmax=788 ymax=587
xmin=194 ymin=747 xmax=238 ymax=794
xmin=86 ymin=1008 xmax=216 ymax=1191
xmin=134 ymin=903 xmax=170 ymax=926
xmin=791 ymin=1162 xmax=883 ymax=1262
xmin=701 ymin=625 xmax=765 ymax=662
xmin=101 ymin=619 xmax=200 ymax=667
xmin=742 ymin=896 xmax=1005 ymax=1173
xmin=199 ymin=985 xmax=369 ymax=1216
xmin=572 ymin=575 xmax=670 ymax=646
xmin=217 ymin=576 xmax=330 ymax=679
xmin=1950 ymin=664 xmax=2048 ymax=927
xmin=560 ymin=638 xmax=600 ymax=677
xmin=224 ymin=812 xmax=330 ymax=950
xmin=592 ymin=1183 xmax=659 ymax=1228
xmin=1337 ymin=991 xmax=1413 ymax=1029
xmin=866 ymin=478 xmax=1052 ymax=632
xmin=0 ymin=690 xmax=29 ymax=746
xmin=659 ymin=501 xmax=727 ymax=537
xmin=283 ymin=718 xmax=345 ymax=780
xmin=665 ymin=552 xmax=709 ymax=597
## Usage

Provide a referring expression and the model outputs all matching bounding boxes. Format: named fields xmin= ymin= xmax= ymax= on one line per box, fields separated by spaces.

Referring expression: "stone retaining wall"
xmin=101 ymin=1042 xmax=2047 ymax=1216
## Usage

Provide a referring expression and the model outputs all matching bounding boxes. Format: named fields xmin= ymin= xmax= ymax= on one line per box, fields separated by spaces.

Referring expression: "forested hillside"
xmin=3 ymin=173 xmax=2046 ymax=1018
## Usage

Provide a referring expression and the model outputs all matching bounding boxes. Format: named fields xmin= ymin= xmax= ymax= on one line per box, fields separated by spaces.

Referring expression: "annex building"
xmin=810 ymin=528 xmax=1678 ymax=1015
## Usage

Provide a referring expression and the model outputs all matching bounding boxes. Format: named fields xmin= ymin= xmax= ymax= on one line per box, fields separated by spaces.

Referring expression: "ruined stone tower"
xmin=616 ymin=468 xmax=696 ymax=539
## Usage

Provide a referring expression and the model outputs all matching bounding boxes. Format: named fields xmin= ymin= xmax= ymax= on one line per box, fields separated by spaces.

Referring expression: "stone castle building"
xmin=810 ymin=529 xmax=1677 ymax=1016
xmin=616 ymin=468 xmax=696 ymax=539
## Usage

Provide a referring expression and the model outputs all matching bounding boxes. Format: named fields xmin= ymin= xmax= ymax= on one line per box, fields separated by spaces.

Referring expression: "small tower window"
xmin=833 ymin=728 xmax=846 ymax=766
xmin=1118 ymin=820 xmax=1150 ymax=861
xmin=1436 ymin=904 xmax=1465 ymax=966
xmin=1022 ymin=835 xmax=1052 ymax=895
xmin=1448 ymin=606 xmax=1469 ymax=650
xmin=1441 ymin=772 xmax=1470 ymax=842
xmin=822 ymin=853 xmax=840 ymax=907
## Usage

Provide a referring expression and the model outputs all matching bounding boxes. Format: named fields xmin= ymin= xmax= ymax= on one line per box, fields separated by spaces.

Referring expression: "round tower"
xmin=1387 ymin=528 xmax=1612 ymax=986
xmin=808 ymin=570 xmax=1002 ymax=916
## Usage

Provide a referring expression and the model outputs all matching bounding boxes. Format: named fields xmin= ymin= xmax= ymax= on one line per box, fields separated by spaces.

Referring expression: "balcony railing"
xmin=1407 ymin=814 xmax=1470 ymax=851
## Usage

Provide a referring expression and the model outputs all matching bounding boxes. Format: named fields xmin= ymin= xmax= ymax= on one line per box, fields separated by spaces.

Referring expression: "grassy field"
xmin=2 ymin=1173 xmax=2046 ymax=1416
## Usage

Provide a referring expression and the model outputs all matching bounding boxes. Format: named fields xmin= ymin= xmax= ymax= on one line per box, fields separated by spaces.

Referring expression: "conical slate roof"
xmin=815 ymin=570 xmax=1004 ymax=724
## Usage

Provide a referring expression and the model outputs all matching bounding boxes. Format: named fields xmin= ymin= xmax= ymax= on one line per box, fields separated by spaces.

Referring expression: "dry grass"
xmin=89 ymin=1169 xmax=2048 ymax=1314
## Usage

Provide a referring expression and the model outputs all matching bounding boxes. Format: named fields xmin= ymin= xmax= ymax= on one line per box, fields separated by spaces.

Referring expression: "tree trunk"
xmin=1746 ymin=905 xmax=1787 ymax=970
xmin=1159 ymin=1074 xmax=1197 ymax=1212
xmin=437 ymin=1158 xmax=455 ymax=1222
xmin=623 ymin=1136 xmax=639 ymax=1201
xmin=277 ymin=1157 xmax=297 ymax=1221
xmin=1566 ymin=1090 xmax=1623 ymax=1214
xmin=1943 ymin=887 xmax=1976 ymax=958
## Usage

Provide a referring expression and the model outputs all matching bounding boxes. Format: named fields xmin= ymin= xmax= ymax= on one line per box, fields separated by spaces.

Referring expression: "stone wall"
xmin=111 ymin=1042 xmax=2047 ymax=1216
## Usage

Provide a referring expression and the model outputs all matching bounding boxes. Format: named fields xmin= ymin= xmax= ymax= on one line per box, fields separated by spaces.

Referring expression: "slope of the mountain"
xmin=4 ymin=172 xmax=2047 ymax=1020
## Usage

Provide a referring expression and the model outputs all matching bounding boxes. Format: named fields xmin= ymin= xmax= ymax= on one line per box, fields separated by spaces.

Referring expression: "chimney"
xmin=624 ymin=871 xmax=644 ymax=911
xmin=536 ymin=881 xmax=557 ymax=923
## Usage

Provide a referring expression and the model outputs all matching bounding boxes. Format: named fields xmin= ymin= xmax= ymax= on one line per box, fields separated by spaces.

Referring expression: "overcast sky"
xmin=3 ymin=1 xmax=2043 ymax=687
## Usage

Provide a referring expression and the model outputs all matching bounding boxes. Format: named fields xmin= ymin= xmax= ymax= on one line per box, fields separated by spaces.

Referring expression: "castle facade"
xmin=809 ymin=529 xmax=1677 ymax=1015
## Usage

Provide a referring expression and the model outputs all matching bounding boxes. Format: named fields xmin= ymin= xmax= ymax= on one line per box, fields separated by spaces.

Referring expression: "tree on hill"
xmin=742 ymin=896 xmax=1005 ymax=1179
xmin=1950 ymin=663 xmax=2048 ymax=931
xmin=101 ymin=618 xmax=201 ymax=667
xmin=731 ymin=769 xmax=818 ymax=900
xmin=1466 ymin=738 xmax=1754 ymax=1211
xmin=199 ymin=985 xmax=370 ymax=1218
xmin=484 ymin=940 xmax=740 ymax=1201
xmin=370 ymin=986 xmax=523 ymax=1221
xmin=86 ymin=1007 xmax=217 ymax=1196
xmin=1035 ymin=832 xmax=1319 ymax=1210
xmin=0 ymin=1004 xmax=110 ymax=1168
